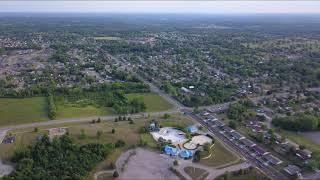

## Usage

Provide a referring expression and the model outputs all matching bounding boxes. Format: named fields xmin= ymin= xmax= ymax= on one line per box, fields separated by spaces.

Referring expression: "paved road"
xmin=183 ymin=110 xmax=289 ymax=180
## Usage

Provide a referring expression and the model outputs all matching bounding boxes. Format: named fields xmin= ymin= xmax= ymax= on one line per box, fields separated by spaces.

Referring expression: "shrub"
xmin=113 ymin=171 xmax=119 ymax=178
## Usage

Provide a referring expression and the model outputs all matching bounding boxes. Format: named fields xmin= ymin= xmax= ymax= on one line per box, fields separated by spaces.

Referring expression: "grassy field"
xmin=200 ymin=141 xmax=240 ymax=168
xmin=184 ymin=166 xmax=209 ymax=180
xmin=126 ymin=93 xmax=173 ymax=112
xmin=0 ymin=93 xmax=173 ymax=127
xmin=56 ymin=105 xmax=114 ymax=119
xmin=216 ymin=167 xmax=267 ymax=180
xmin=0 ymin=97 xmax=49 ymax=126
xmin=0 ymin=114 xmax=194 ymax=160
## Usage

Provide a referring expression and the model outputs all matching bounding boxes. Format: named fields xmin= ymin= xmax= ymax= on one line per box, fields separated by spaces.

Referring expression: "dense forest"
xmin=4 ymin=135 xmax=114 ymax=180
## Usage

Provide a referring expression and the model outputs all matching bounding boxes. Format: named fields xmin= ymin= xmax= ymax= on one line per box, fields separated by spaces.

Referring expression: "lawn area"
xmin=184 ymin=166 xmax=209 ymax=180
xmin=55 ymin=93 xmax=173 ymax=119
xmin=216 ymin=167 xmax=268 ymax=180
xmin=200 ymin=140 xmax=240 ymax=168
xmin=0 ymin=114 xmax=194 ymax=161
xmin=56 ymin=105 xmax=114 ymax=119
xmin=126 ymin=93 xmax=173 ymax=112
xmin=0 ymin=97 xmax=49 ymax=127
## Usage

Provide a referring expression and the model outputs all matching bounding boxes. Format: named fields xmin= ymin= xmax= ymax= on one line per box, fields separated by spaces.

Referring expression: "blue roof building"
xmin=164 ymin=145 xmax=179 ymax=156
xmin=187 ymin=125 xmax=198 ymax=134
xmin=180 ymin=150 xmax=193 ymax=159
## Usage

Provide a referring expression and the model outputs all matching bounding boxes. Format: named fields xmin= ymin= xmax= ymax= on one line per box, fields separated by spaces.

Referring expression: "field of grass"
xmin=55 ymin=105 xmax=114 ymax=119
xmin=200 ymin=141 xmax=240 ymax=168
xmin=216 ymin=168 xmax=267 ymax=180
xmin=0 ymin=93 xmax=173 ymax=127
xmin=126 ymin=93 xmax=173 ymax=112
xmin=0 ymin=114 xmax=194 ymax=160
xmin=0 ymin=97 xmax=49 ymax=127
xmin=184 ymin=166 xmax=209 ymax=180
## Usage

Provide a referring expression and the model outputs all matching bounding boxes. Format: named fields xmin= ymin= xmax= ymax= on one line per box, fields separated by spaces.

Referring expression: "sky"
xmin=0 ymin=1 xmax=319 ymax=14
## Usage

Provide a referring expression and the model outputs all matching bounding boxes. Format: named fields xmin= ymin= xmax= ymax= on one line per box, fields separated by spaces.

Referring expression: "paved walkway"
xmin=176 ymin=159 xmax=251 ymax=180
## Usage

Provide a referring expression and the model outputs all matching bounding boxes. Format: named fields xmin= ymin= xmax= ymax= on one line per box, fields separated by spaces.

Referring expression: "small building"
xmin=164 ymin=145 xmax=179 ymax=156
xmin=264 ymin=154 xmax=282 ymax=165
xmin=296 ymin=149 xmax=312 ymax=160
xmin=187 ymin=125 xmax=198 ymax=134
xmin=149 ymin=120 xmax=159 ymax=132
xmin=181 ymin=87 xmax=191 ymax=93
xmin=180 ymin=150 xmax=193 ymax=159
xmin=283 ymin=165 xmax=301 ymax=176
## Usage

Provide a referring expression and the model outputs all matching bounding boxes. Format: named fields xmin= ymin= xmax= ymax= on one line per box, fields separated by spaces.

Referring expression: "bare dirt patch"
xmin=116 ymin=148 xmax=179 ymax=180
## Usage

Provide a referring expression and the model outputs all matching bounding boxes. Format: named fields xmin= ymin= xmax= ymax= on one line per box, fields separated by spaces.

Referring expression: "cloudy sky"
xmin=0 ymin=1 xmax=319 ymax=14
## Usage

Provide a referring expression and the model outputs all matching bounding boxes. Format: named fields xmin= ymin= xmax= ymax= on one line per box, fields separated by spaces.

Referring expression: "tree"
xmin=163 ymin=113 xmax=171 ymax=119
xmin=96 ymin=130 xmax=103 ymax=139
xmin=173 ymin=160 xmax=179 ymax=166
xmin=115 ymin=140 xmax=125 ymax=148
xmin=112 ymin=128 xmax=115 ymax=134
xmin=34 ymin=127 xmax=38 ymax=132
xmin=79 ymin=129 xmax=86 ymax=139
xmin=228 ymin=121 xmax=237 ymax=129
xmin=113 ymin=170 xmax=119 ymax=178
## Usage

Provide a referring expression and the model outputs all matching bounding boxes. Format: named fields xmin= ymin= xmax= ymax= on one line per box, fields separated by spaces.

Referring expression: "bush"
xmin=113 ymin=170 xmax=119 ymax=178
xmin=173 ymin=160 xmax=179 ymax=166
xmin=112 ymin=128 xmax=115 ymax=134
xmin=115 ymin=140 xmax=126 ymax=148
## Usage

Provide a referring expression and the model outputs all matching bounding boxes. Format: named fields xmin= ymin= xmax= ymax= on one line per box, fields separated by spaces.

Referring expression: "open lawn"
xmin=0 ymin=97 xmax=49 ymax=127
xmin=0 ymin=93 xmax=173 ymax=126
xmin=215 ymin=167 xmax=268 ymax=180
xmin=126 ymin=93 xmax=173 ymax=112
xmin=200 ymin=141 xmax=240 ymax=168
xmin=0 ymin=114 xmax=194 ymax=161
xmin=56 ymin=105 xmax=114 ymax=119
xmin=55 ymin=93 xmax=173 ymax=119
